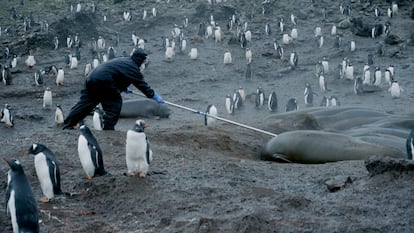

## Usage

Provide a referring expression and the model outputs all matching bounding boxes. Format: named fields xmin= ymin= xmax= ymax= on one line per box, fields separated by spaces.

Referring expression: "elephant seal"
xmin=120 ymin=99 xmax=170 ymax=119
xmin=261 ymin=130 xmax=404 ymax=164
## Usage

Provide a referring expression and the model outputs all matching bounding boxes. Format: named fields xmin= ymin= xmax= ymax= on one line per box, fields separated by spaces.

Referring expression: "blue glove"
xmin=152 ymin=91 xmax=165 ymax=104
xmin=124 ymin=88 xmax=132 ymax=94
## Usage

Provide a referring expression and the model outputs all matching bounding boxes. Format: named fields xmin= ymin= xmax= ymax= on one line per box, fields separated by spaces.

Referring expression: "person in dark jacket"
xmin=62 ymin=48 xmax=164 ymax=130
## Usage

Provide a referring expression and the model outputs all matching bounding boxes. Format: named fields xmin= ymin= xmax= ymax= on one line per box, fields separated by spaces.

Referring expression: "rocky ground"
xmin=0 ymin=0 xmax=414 ymax=232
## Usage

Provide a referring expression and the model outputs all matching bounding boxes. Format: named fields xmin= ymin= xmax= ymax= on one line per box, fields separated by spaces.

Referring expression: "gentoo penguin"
xmin=232 ymin=91 xmax=243 ymax=110
xmin=25 ymin=53 xmax=36 ymax=68
xmin=328 ymin=96 xmax=340 ymax=106
xmin=286 ymin=98 xmax=298 ymax=112
xmin=97 ymin=36 xmax=105 ymax=50
xmin=331 ymin=24 xmax=337 ymax=36
xmin=384 ymin=68 xmax=393 ymax=87
xmin=131 ymin=32 xmax=138 ymax=46
xmin=223 ymin=51 xmax=233 ymax=65
xmin=350 ymin=40 xmax=356 ymax=52
xmin=290 ymin=13 xmax=297 ymax=25
xmin=25 ymin=143 xmax=62 ymax=202
xmin=314 ymin=25 xmax=321 ymax=37
xmin=126 ymin=120 xmax=153 ymax=177
xmin=108 ymin=47 xmax=116 ymax=60
xmin=189 ymin=48 xmax=198 ymax=60
xmin=320 ymin=96 xmax=329 ymax=107
xmin=225 ymin=94 xmax=234 ymax=115
xmin=255 ymin=87 xmax=265 ymax=109
xmin=204 ymin=104 xmax=218 ymax=126
xmin=319 ymin=74 xmax=327 ymax=93
xmin=237 ymin=87 xmax=246 ymax=104
xmin=273 ymin=39 xmax=284 ymax=59
xmin=70 ymin=55 xmax=78 ymax=69
xmin=1 ymin=103 xmax=14 ymax=128
xmin=78 ymin=124 xmax=107 ymax=179
xmin=334 ymin=35 xmax=341 ymax=48
xmin=282 ymin=33 xmax=291 ymax=45
xmin=92 ymin=106 xmax=104 ymax=130
xmin=43 ymin=87 xmax=53 ymax=109
xmin=363 ymin=64 xmax=371 ymax=85
xmin=92 ymin=56 xmax=100 ymax=69
xmin=279 ymin=17 xmax=284 ymax=33
xmin=10 ymin=54 xmax=18 ymax=69
xmin=56 ymin=67 xmax=64 ymax=86
xmin=304 ymin=83 xmax=317 ymax=107
xmin=354 ymin=76 xmax=364 ymax=95
xmin=406 ymin=129 xmax=414 ymax=160
xmin=291 ymin=27 xmax=298 ymax=40
xmin=165 ymin=46 xmax=175 ymax=60
xmin=344 ymin=62 xmax=354 ymax=80
xmin=321 ymin=57 xmax=329 ymax=74
xmin=391 ymin=2 xmax=398 ymax=16
xmin=2 ymin=64 xmax=12 ymax=85
xmin=3 ymin=157 xmax=39 ymax=233
xmin=34 ymin=69 xmax=43 ymax=86
xmin=289 ymin=51 xmax=298 ymax=68
xmin=142 ymin=9 xmax=147 ymax=20
xmin=84 ymin=63 xmax=92 ymax=77
xmin=152 ymin=7 xmax=157 ymax=17
xmin=388 ymin=80 xmax=401 ymax=98
xmin=316 ymin=61 xmax=324 ymax=77
xmin=373 ymin=67 xmax=381 ymax=86
xmin=317 ymin=35 xmax=324 ymax=48
xmin=245 ymin=48 xmax=252 ymax=64
xmin=245 ymin=30 xmax=252 ymax=42
xmin=267 ymin=91 xmax=278 ymax=112
xmin=265 ymin=23 xmax=271 ymax=36
xmin=55 ymin=104 xmax=64 ymax=126
xmin=138 ymin=38 xmax=145 ymax=49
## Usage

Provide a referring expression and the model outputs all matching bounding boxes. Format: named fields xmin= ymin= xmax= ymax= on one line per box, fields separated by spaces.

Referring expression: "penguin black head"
xmin=133 ymin=120 xmax=148 ymax=132
xmin=25 ymin=143 xmax=47 ymax=155
xmin=3 ymin=157 xmax=23 ymax=172
xmin=131 ymin=48 xmax=148 ymax=66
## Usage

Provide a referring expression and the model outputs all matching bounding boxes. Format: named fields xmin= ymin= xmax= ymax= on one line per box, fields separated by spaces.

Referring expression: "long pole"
xmin=131 ymin=91 xmax=278 ymax=137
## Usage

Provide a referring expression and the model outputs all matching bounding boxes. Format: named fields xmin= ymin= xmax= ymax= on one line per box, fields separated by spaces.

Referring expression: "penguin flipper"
xmin=47 ymin=159 xmax=62 ymax=194
xmin=89 ymin=144 xmax=106 ymax=176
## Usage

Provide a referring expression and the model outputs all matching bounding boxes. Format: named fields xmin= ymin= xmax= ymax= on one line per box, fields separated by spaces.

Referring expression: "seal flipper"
xmin=271 ymin=153 xmax=294 ymax=163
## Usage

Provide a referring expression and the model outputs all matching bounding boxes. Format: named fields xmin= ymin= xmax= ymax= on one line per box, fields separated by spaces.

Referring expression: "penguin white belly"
xmin=8 ymin=190 xmax=19 ymax=233
xmin=78 ymin=135 xmax=96 ymax=177
xmin=126 ymin=131 xmax=152 ymax=174
xmin=34 ymin=154 xmax=54 ymax=199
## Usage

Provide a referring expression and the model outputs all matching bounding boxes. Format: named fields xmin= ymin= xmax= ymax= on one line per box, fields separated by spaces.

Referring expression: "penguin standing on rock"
xmin=4 ymin=157 xmax=40 ymax=233
xmin=126 ymin=120 xmax=153 ymax=177
xmin=77 ymin=124 xmax=107 ymax=179
xmin=24 ymin=143 xmax=63 ymax=203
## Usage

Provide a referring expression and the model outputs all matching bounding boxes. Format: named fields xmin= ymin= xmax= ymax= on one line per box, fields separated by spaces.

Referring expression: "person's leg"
xmin=63 ymin=87 xmax=98 ymax=129
xmin=100 ymin=93 xmax=122 ymax=130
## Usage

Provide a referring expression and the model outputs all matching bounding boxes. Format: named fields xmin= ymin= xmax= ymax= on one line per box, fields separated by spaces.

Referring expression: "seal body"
xmin=77 ymin=125 xmax=106 ymax=179
xmin=25 ymin=143 xmax=62 ymax=202
xmin=120 ymin=99 xmax=170 ymax=119
xmin=126 ymin=120 xmax=153 ymax=177
xmin=261 ymin=130 xmax=404 ymax=163
xmin=4 ymin=157 xmax=39 ymax=233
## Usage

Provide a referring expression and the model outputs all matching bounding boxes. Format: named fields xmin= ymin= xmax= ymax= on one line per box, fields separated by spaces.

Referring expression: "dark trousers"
xmin=63 ymin=80 xmax=122 ymax=130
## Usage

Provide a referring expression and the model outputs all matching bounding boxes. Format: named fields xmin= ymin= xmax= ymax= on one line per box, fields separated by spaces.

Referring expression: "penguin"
xmin=291 ymin=27 xmax=298 ymax=40
xmin=165 ymin=46 xmax=175 ymax=60
xmin=245 ymin=48 xmax=252 ymax=64
xmin=53 ymin=36 xmax=59 ymax=50
xmin=92 ymin=56 xmax=100 ymax=69
xmin=406 ymin=129 xmax=414 ymax=160
xmin=317 ymin=35 xmax=324 ymax=48
xmin=245 ymin=62 xmax=252 ymax=81
xmin=66 ymin=35 xmax=73 ymax=48
xmin=204 ymin=104 xmax=218 ymax=126
xmin=126 ymin=120 xmax=153 ymax=177
xmin=214 ymin=26 xmax=222 ymax=43
xmin=267 ymin=91 xmax=278 ymax=112
xmin=328 ymin=96 xmax=340 ymax=107
xmin=315 ymin=60 xmax=324 ymax=78
xmin=77 ymin=124 xmax=107 ymax=179
xmin=363 ymin=64 xmax=371 ymax=85
xmin=289 ymin=51 xmax=298 ymax=68
xmin=225 ymin=94 xmax=234 ymax=115
xmin=97 ymin=36 xmax=105 ymax=50
xmin=43 ymin=87 xmax=53 ymax=109
xmin=25 ymin=53 xmax=36 ymax=68
xmin=179 ymin=37 xmax=187 ymax=53
xmin=286 ymin=98 xmax=298 ymax=112
xmin=391 ymin=2 xmax=398 ymax=16
xmin=282 ymin=33 xmax=291 ymax=45
xmin=367 ymin=54 xmax=374 ymax=66
xmin=255 ymin=87 xmax=265 ymax=109
xmin=108 ymin=47 xmax=116 ymax=60
xmin=354 ymin=76 xmax=364 ymax=95
xmin=265 ymin=23 xmax=271 ymax=36
xmin=84 ymin=63 xmax=92 ymax=77
xmin=3 ymin=157 xmax=39 ymax=233
xmin=142 ymin=9 xmax=147 ymax=20
xmin=273 ymin=39 xmax=284 ymax=59
xmin=2 ymin=64 xmax=12 ymax=85
xmin=290 ymin=13 xmax=297 ymax=25
xmin=245 ymin=30 xmax=252 ymax=42
xmin=237 ymin=87 xmax=246 ymax=104
xmin=388 ymin=80 xmax=401 ymax=99
xmin=34 ymin=69 xmax=43 ymax=86
xmin=138 ymin=38 xmax=145 ymax=49
xmin=189 ymin=48 xmax=198 ymax=60
xmin=10 ymin=54 xmax=18 ymax=68
xmin=132 ymin=32 xmax=138 ymax=46
xmin=320 ymin=96 xmax=329 ymax=107
xmin=92 ymin=106 xmax=104 ymax=130
xmin=56 ymin=67 xmax=64 ymax=86
xmin=344 ymin=63 xmax=354 ymax=80
xmin=314 ymin=26 xmax=321 ymax=37
xmin=373 ymin=67 xmax=381 ymax=86
xmin=70 ymin=55 xmax=78 ymax=69
xmin=334 ymin=35 xmax=341 ymax=48
xmin=350 ymin=40 xmax=356 ymax=52
xmin=55 ymin=104 xmax=64 ymax=127
xmin=1 ymin=103 xmax=14 ymax=128
xmin=304 ymin=83 xmax=317 ymax=107
xmin=321 ymin=57 xmax=329 ymax=74
xmin=331 ymin=24 xmax=337 ymax=36
xmin=24 ymin=143 xmax=62 ymax=202
xmin=384 ymin=68 xmax=393 ymax=87
xmin=374 ymin=7 xmax=381 ymax=17
xmin=279 ymin=17 xmax=284 ymax=33
xmin=223 ymin=51 xmax=232 ymax=65
xmin=319 ymin=74 xmax=327 ymax=93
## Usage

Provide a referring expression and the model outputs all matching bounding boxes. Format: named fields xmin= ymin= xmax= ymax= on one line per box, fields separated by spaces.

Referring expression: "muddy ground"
xmin=0 ymin=0 xmax=414 ymax=232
